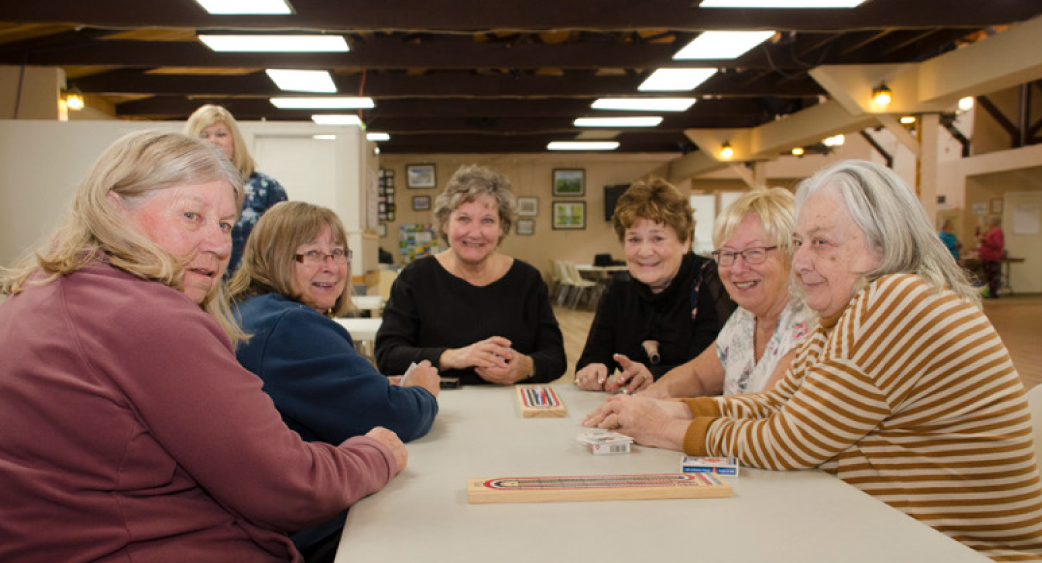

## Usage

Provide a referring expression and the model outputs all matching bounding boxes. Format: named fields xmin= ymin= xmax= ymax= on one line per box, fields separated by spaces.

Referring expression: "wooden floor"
xmin=551 ymin=293 xmax=1042 ymax=391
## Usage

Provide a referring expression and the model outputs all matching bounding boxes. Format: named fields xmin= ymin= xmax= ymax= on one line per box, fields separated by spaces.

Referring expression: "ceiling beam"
xmin=2 ymin=0 xmax=1038 ymax=31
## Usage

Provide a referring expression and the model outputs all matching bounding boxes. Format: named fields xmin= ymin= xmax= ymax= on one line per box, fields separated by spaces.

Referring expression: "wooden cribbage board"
xmin=515 ymin=385 xmax=567 ymax=418
xmin=467 ymin=473 xmax=732 ymax=504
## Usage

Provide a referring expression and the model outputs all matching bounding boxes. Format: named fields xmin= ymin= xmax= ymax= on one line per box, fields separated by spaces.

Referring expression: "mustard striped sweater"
xmin=682 ymin=274 xmax=1042 ymax=560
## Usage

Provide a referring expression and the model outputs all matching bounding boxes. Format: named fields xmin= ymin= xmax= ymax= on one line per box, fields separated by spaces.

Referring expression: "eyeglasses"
xmin=711 ymin=246 xmax=777 ymax=267
xmin=295 ymin=248 xmax=352 ymax=266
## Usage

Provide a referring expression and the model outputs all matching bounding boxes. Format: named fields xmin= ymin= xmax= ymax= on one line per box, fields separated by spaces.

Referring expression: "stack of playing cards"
xmin=576 ymin=431 xmax=634 ymax=455
xmin=681 ymin=456 xmax=740 ymax=476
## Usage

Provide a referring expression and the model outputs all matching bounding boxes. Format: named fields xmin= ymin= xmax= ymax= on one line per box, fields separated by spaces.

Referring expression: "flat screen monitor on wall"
xmin=604 ymin=184 xmax=630 ymax=221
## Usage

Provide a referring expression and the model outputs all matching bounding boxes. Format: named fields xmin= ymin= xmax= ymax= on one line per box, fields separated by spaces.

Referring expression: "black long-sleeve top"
xmin=576 ymin=252 xmax=736 ymax=379
xmin=375 ymin=256 xmax=567 ymax=385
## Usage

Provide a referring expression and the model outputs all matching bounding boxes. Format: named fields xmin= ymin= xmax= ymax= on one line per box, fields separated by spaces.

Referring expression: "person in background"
xmin=639 ymin=187 xmax=813 ymax=399
xmin=375 ymin=164 xmax=566 ymax=385
xmin=574 ymin=178 xmax=735 ymax=394
xmin=978 ymin=215 xmax=1004 ymax=298
xmin=583 ymin=160 xmax=1042 ymax=560
xmin=0 ymin=131 xmax=405 ymax=563
xmin=228 ymin=201 xmax=439 ymax=561
xmin=185 ymin=104 xmax=288 ymax=273
xmin=938 ymin=218 xmax=961 ymax=260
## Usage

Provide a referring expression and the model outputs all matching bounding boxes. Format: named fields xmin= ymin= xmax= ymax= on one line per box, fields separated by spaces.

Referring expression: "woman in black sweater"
xmin=375 ymin=165 xmax=566 ymax=386
xmin=575 ymin=179 xmax=735 ymax=394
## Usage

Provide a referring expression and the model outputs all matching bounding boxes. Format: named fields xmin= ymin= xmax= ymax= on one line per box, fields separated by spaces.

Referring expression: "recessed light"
xmin=198 ymin=34 xmax=347 ymax=53
xmin=638 ymin=69 xmax=717 ymax=92
xmin=674 ymin=31 xmax=776 ymax=60
xmin=574 ymin=117 xmax=663 ymax=127
xmin=270 ymin=97 xmax=373 ymax=109
xmin=366 ymin=132 xmax=390 ymax=142
xmin=547 ymin=141 xmax=620 ymax=151
xmin=592 ymin=98 xmax=697 ymax=112
xmin=311 ymin=114 xmax=362 ymax=126
xmin=194 ymin=0 xmax=292 ymax=15
xmin=266 ymin=69 xmax=337 ymax=93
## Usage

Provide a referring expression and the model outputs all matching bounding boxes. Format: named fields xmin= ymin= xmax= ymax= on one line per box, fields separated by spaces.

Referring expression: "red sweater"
xmin=0 ymin=262 xmax=396 ymax=562
xmin=978 ymin=226 xmax=1004 ymax=261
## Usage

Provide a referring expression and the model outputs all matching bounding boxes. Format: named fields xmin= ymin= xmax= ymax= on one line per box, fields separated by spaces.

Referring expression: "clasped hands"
xmin=442 ymin=336 xmax=533 ymax=385
xmin=574 ymin=353 xmax=653 ymax=394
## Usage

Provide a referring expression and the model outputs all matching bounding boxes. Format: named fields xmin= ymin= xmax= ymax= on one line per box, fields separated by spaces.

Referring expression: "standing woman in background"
xmin=185 ymin=104 xmax=288 ymax=273
xmin=977 ymin=215 xmax=1004 ymax=299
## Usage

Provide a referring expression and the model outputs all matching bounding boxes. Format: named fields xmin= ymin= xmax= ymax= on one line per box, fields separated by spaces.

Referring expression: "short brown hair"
xmin=612 ymin=178 xmax=693 ymax=243
xmin=227 ymin=201 xmax=354 ymax=318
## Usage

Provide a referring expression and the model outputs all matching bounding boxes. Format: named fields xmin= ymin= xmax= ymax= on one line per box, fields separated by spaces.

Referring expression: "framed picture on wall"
xmin=991 ymin=198 xmax=1003 ymax=214
xmin=552 ymin=201 xmax=586 ymax=230
xmin=516 ymin=219 xmax=535 ymax=236
xmin=407 ymin=164 xmax=436 ymax=188
xmin=517 ymin=196 xmax=538 ymax=217
xmin=377 ymin=224 xmax=387 ymax=237
xmin=412 ymin=195 xmax=431 ymax=211
xmin=552 ymin=169 xmax=585 ymax=197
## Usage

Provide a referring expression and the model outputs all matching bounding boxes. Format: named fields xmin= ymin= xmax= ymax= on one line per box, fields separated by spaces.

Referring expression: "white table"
xmin=350 ymin=295 xmax=384 ymax=313
xmin=335 ymin=386 xmax=987 ymax=562
xmin=334 ymin=317 xmax=382 ymax=342
xmin=334 ymin=317 xmax=382 ymax=360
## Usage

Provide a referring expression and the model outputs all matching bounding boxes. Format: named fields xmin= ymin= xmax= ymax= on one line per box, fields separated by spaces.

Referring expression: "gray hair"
xmin=433 ymin=164 xmax=517 ymax=246
xmin=794 ymin=159 xmax=979 ymax=304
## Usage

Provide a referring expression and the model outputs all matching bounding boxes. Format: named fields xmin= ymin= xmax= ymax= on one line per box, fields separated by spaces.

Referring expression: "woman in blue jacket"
xmin=228 ymin=201 xmax=439 ymax=560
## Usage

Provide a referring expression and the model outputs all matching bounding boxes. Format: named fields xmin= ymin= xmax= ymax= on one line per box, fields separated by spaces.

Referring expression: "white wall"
xmin=0 ymin=120 xmax=371 ymax=274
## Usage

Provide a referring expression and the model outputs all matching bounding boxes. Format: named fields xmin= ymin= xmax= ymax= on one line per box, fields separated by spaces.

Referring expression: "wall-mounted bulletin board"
xmin=398 ymin=223 xmax=441 ymax=264
xmin=378 ymin=169 xmax=396 ymax=222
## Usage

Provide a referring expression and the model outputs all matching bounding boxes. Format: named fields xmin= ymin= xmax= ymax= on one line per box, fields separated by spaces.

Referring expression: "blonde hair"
xmin=612 ymin=178 xmax=694 ymax=243
xmin=433 ymin=165 xmax=517 ymax=246
xmin=183 ymin=104 xmax=256 ymax=177
xmin=0 ymin=130 xmax=247 ymax=342
xmin=227 ymin=201 xmax=354 ymax=318
xmin=714 ymin=187 xmax=796 ymax=260
xmin=795 ymin=159 xmax=979 ymax=305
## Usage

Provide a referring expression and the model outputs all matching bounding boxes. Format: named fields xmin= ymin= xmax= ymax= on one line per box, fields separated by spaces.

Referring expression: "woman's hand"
xmin=475 ymin=352 xmax=533 ymax=385
xmin=363 ymin=427 xmax=408 ymax=475
xmin=574 ymin=363 xmax=609 ymax=391
xmin=604 ymin=354 xmax=654 ymax=394
xmin=440 ymin=336 xmax=513 ymax=371
xmin=400 ymin=360 xmax=440 ymax=398
xmin=581 ymin=395 xmax=691 ymax=451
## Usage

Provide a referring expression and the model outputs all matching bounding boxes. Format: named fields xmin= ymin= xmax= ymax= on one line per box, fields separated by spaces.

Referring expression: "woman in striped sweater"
xmin=583 ymin=160 xmax=1042 ymax=560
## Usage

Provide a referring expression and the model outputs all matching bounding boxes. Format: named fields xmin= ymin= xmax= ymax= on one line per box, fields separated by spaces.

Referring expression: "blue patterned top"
xmin=229 ymin=171 xmax=288 ymax=273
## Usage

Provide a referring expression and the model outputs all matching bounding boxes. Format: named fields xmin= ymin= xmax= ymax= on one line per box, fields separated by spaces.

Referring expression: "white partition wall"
xmin=0 ymin=120 xmax=374 ymax=276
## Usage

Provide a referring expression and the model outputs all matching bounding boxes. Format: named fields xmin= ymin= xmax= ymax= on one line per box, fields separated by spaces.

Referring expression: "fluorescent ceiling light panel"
xmin=674 ymin=31 xmax=776 ymax=60
xmin=195 ymin=0 xmax=292 ymax=15
xmin=311 ymin=114 xmax=362 ymax=125
xmin=699 ymin=0 xmax=868 ymax=7
xmin=574 ymin=117 xmax=663 ymax=127
xmin=366 ymin=132 xmax=390 ymax=141
xmin=312 ymin=135 xmax=337 ymax=140
xmin=638 ymin=69 xmax=717 ymax=92
xmin=547 ymin=141 xmax=620 ymax=151
xmin=266 ymin=69 xmax=337 ymax=93
xmin=271 ymin=97 xmax=373 ymax=109
xmin=199 ymin=34 xmax=347 ymax=52
xmin=592 ymin=98 xmax=696 ymax=112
